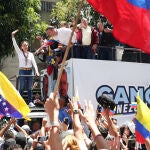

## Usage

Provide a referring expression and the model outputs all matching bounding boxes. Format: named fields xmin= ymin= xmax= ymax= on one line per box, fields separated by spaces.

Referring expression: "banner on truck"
xmin=65 ymin=59 xmax=150 ymax=118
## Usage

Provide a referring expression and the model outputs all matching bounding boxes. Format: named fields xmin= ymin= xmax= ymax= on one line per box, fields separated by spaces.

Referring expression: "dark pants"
xmin=19 ymin=69 xmax=33 ymax=103
xmin=72 ymin=45 xmax=94 ymax=59
xmin=99 ymin=47 xmax=115 ymax=60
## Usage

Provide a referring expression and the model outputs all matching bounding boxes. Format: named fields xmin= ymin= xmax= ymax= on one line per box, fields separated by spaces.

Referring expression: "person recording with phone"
xmin=95 ymin=104 xmax=108 ymax=130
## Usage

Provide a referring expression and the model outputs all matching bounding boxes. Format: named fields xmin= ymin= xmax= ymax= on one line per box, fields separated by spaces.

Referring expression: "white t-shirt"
xmin=54 ymin=27 xmax=76 ymax=46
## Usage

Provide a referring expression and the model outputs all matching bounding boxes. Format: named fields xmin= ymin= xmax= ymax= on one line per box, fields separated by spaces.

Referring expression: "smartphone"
xmin=38 ymin=136 xmax=48 ymax=142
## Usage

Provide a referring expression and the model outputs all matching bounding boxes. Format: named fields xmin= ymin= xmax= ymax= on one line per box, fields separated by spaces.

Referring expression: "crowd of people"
xmin=0 ymin=93 xmax=150 ymax=149
xmin=8 ymin=16 xmax=150 ymax=149
xmin=11 ymin=16 xmax=149 ymax=106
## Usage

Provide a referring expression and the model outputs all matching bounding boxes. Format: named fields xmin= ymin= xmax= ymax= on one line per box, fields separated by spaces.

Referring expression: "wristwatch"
xmin=73 ymin=109 xmax=79 ymax=114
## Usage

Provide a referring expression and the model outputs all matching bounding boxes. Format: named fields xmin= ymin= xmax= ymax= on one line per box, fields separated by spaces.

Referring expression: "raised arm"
xmin=12 ymin=29 xmax=19 ymax=38
xmin=13 ymin=118 xmax=28 ymax=137
xmin=81 ymin=100 xmax=108 ymax=149
xmin=0 ymin=118 xmax=14 ymax=137
xmin=44 ymin=92 xmax=62 ymax=150
xmin=103 ymin=108 xmax=120 ymax=150
xmin=68 ymin=97 xmax=88 ymax=149
xmin=11 ymin=29 xmax=21 ymax=53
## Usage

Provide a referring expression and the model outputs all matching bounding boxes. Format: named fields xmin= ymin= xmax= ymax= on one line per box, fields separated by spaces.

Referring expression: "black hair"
xmin=89 ymin=125 xmax=108 ymax=140
xmin=20 ymin=40 xmax=29 ymax=48
xmin=88 ymin=141 xmax=97 ymax=150
xmin=46 ymin=26 xmax=55 ymax=31
xmin=4 ymin=129 xmax=15 ymax=139
xmin=97 ymin=125 xmax=108 ymax=139
xmin=7 ymin=144 xmax=22 ymax=150
xmin=120 ymin=125 xmax=133 ymax=138
xmin=127 ymin=134 xmax=136 ymax=150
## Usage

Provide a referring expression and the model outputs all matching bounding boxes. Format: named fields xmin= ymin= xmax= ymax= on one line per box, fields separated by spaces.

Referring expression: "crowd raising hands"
xmin=1 ymin=91 xmax=150 ymax=149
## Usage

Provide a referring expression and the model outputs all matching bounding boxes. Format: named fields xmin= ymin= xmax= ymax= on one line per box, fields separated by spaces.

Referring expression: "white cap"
xmin=22 ymin=125 xmax=31 ymax=132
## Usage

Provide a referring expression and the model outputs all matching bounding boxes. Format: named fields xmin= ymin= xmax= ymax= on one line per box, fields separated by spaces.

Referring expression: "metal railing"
xmin=69 ymin=45 xmax=150 ymax=63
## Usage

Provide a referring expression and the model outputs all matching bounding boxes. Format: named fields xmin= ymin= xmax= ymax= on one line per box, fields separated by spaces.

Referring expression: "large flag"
xmin=135 ymin=95 xmax=150 ymax=144
xmin=0 ymin=72 xmax=30 ymax=120
xmin=87 ymin=0 xmax=150 ymax=53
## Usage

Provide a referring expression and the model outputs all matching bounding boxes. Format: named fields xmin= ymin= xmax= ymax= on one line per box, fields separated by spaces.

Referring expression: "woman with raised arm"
xmin=12 ymin=29 xmax=39 ymax=107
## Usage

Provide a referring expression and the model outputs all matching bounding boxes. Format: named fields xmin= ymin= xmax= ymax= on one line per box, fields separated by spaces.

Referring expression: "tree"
xmin=0 ymin=0 xmax=47 ymax=70
xmin=50 ymin=0 xmax=100 ymax=26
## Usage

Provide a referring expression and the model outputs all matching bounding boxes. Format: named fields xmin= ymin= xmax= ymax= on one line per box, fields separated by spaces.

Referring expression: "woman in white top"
xmin=12 ymin=29 xmax=39 ymax=107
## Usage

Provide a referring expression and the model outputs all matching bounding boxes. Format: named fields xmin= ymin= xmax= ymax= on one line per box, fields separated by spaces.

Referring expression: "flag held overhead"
xmin=87 ymin=0 xmax=150 ymax=53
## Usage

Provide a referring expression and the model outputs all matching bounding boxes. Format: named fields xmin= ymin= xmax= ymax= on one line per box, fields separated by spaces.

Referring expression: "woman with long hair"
xmin=12 ymin=29 xmax=39 ymax=107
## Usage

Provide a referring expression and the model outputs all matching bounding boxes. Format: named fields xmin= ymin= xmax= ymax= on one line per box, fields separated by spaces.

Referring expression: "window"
xmin=41 ymin=1 xmax=55 ymax=12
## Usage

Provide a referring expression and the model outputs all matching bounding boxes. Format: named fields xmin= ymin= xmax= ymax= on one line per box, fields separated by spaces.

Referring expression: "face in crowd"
xmin=21 ymin=41 xmax=29 ymax=52
xmin=59 ymin=69 xmax=68 ymax=97
xmin=46 ymin=27 xmax=57 ymax=38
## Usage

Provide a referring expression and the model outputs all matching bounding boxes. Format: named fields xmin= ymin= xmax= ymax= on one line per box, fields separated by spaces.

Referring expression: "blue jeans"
xmin=19 ymin=69 xmax=33 ymax=103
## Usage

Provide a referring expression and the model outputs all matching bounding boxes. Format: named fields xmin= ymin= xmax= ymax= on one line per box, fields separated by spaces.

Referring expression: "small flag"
xmin=41 ymin=39 xmax=57 ymax=49
xmin=135 ymin=94 xmax=150 ymax=144
xmin=130 ymin=102 xmax=137 ymax=109
xmin=75 ymin=88 xmax=82 ymax=109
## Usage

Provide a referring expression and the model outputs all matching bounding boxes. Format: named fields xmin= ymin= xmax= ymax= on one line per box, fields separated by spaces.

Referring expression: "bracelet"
xmin=51 ymin=125 xmax=60 ymax=134
xmin=50 ymin=121 xmax=59 ymax=127
xmin=73 ymin=109 xmax=79 ymax=114
xmin=94 ymin=134 xmax=102 ymax=142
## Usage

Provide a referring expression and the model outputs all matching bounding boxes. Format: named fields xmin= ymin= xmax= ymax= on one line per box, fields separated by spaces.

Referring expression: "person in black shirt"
xmin=99 ymin=19 xmax=116 ymax=60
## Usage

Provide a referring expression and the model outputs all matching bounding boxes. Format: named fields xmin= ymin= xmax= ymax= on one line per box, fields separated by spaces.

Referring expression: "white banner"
xmin=65 ymin=59 xmax=150 ymax=124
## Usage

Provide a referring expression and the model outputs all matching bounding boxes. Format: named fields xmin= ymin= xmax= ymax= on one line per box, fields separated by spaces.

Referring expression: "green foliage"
xmin=0 ymin=0 xmax=47 ymax=67
xmin=50 ymin=0 xmax=100 ymax=26
xmin=50 ymin=0 xmax=82 ymax=23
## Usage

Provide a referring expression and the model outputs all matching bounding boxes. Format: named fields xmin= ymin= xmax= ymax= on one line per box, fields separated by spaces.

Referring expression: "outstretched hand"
xmin=80 ymin=100 xmax=96 ymax=127
xmin=44 ymin=92 xmax=60 ymax=123
xmin=12 ymin=29 xmax=19 ymax=37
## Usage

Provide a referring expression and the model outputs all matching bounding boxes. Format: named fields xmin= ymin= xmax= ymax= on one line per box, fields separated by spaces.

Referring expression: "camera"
xmin=97 ymin=94 xmax=116 ymax=110
xmin=97 ymin=104 xmax=102 ymax=112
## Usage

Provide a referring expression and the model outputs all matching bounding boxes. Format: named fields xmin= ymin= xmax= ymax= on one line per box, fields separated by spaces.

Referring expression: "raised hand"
xmin=12 ymin=29 xmax=19 ymax=37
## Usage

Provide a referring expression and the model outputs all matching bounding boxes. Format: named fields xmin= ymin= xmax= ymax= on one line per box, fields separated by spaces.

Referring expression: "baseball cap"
xmin=22 ymin=125 xmax=31 ymax=132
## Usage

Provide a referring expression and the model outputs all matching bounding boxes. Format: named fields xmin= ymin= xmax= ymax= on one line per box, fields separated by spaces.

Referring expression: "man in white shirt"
xmin=76 ymin=18 xmax=99 ymax=59
xmin=46 ymin=25 xmax=76 ymax=60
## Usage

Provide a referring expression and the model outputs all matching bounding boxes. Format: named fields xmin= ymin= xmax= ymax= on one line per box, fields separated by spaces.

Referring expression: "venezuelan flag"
xmin=130 ymin=102 xmax=137 ymax=109
xmin=0 ymin=72 xmax=30 ymax=120
xmin=41 ymin=39 xmax=57 ymax=49
xmin=135 ymin=95 xmax=150 ymax=144
xmin=87 ymin=0 xmax=150 ymax=54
